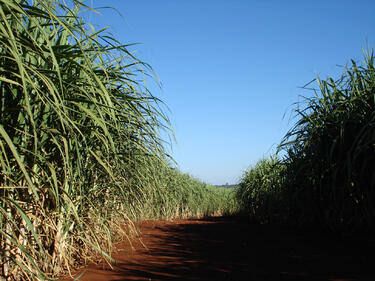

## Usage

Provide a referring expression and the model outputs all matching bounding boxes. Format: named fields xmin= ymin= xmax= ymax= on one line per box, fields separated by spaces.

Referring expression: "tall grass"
xmin=128 ymin=156 xmax=238 ymax=220
xmin=279 ymin=50 xmax=375 ymax=233
xmin=236 ymin=156 xmax=286 ymax=224
xmin=0 ymin=1 xmax=235 ymax=280
xmin=0 ymin=0 xmax=166 ymax=278
xmin=237 ymin=50 xmax=375 ymax=234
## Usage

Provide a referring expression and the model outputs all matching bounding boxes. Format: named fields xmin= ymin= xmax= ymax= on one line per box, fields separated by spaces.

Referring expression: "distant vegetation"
xmin=237 ymin=50 xmax=375 ymax=234
xmin=236 ymin=157 xmax=286 ymax=223
xmin=215 ymin=184 xmax=239 ymax=189
xmin=0 ymin=1 xmax=236 ymax=280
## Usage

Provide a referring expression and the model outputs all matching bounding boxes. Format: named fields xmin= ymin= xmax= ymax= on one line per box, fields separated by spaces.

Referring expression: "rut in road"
xmin=64 ymin=216 xmax=375 ymax=281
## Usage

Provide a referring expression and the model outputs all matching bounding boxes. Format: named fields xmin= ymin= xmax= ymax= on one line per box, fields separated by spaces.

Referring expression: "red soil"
xmin=62 ymin=216 xmax=375 ymax=281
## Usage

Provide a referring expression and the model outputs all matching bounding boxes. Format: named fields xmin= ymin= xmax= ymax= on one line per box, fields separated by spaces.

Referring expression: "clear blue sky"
xmin=89 ymin=0 xmax=375 ymax=185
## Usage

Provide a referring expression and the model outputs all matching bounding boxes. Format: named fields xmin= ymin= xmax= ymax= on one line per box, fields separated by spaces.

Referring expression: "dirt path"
xmin=64 ymin=216 xmax=374 ymax=281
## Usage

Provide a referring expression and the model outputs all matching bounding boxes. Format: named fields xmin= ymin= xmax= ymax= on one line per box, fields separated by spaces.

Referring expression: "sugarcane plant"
xmin=0 ymin=1 xmax=240 ymax=280
xmin=236 ymin=50 xmax=375 ymax=234
xmin=279 ymin=50 xmax=375 ymax=233
xmin=0 ymin=0 xmax=170 ymax=279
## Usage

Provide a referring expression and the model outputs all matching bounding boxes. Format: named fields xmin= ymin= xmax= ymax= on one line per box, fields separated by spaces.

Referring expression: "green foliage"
xmin=129 ymin=157 xmax=239 ymax=219
xmin=0 ymin=1 xmax=235 ymax=280
xmin=238 ymin=50 xmax=375 ymax=234
xmin=215 ymin=184 xmax=238 ymax=189
xmin=236 ymin=156 xmax=286 ymax=223
xmin=111 ymin=155 xmax=238 ymax=221
xmin=279 ymin=50 xmax=375 ymax=233
xmin=0 ymin=0 xmax=168 ymax=277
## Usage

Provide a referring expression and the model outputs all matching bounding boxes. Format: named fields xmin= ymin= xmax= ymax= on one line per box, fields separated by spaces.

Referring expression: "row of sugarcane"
xmin=0 ymin=1 xmax=237 ymax=280
xmin=237 ymin=49 xmax=375 ymax=235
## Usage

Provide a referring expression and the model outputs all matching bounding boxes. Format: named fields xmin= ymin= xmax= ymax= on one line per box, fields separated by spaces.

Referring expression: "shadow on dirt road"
xmin=65 ymin=216 xmax=375 ymax=281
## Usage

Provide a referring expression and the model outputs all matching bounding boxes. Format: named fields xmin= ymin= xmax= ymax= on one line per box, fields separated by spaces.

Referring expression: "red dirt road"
xmin=64 ymin=216 xmax=375 ymax=281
